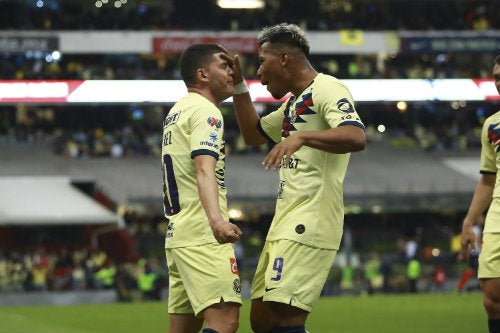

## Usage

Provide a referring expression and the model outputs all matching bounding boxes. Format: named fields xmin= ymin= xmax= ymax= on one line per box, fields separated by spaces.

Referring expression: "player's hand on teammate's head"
xmin=217 ymin=44 xmax=244 ymax=84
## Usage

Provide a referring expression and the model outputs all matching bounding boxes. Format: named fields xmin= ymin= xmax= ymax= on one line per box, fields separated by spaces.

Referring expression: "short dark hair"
xmin=495 ymin=54 xmax=500 ymax=66
xmin=257 ymin=23 xmax=310 ymax=57
xmin=179 ymin=44 xmax=224 ymax=87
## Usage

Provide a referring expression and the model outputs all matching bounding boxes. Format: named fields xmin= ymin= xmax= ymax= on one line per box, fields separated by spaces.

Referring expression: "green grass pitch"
xmin=1 ymin=292 xmax=485 ymax=333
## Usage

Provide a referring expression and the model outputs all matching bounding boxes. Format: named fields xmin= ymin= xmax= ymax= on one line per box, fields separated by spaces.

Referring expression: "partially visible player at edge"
xmin=223 ymin=23 xmax=366 ymax=333
xmin=461 ymin=54 xmax=500 ymax=333
xmin=161 ymin=43 xmax=243 ymax=333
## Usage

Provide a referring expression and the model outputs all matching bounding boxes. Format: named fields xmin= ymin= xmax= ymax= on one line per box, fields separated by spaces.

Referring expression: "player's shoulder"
xmin=489 ymin=110 xmax=500 ymax=120
xmin=315 ymin=72 xmax=344 ymax=84
xmin=176 ymin=93 xmax=221 ymax=115
xmin=484 ymin=110 xmax=500 ymax=126
xmin=313 ymin=73 xmax=350 ymax=92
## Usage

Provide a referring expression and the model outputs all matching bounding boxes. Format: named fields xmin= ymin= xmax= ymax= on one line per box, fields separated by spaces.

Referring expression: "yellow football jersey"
xmin=162 ymin=92 xmax=228 ymax=248
xmin=480 ymin=110 xmax=500 ymax=233
xmin=259 ymin=73 xmax=365 ymax=250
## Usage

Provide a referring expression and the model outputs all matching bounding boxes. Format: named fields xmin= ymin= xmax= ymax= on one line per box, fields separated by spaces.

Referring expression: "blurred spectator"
xmin=364 ymin=253 xmax=383 ymax=294
xmin=94 ymin=260 xmax=116 ymax=290
xmin=137 ymin=258 xmax=164 ymax=301
xmin=432 ymin=267 xmax=446 ymax=293
xmin=407 ymin=258 xmax=421 ymax=293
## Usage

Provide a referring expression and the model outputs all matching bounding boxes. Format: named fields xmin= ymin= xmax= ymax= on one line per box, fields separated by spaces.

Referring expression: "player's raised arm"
xmin=224 ymin=52 xmax=267 ymax=146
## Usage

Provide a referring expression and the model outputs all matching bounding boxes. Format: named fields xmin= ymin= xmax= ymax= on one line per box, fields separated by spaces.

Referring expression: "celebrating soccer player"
xmin=228 ymin=23 xmax=366 ymax=333
xmin=161 ymin=44 xmax=243 ymax=333
xmin=461 ymin=54 xmax=500 ymax=333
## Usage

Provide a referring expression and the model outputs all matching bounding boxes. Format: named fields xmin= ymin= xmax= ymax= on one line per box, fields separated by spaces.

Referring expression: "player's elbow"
xmin=242 ymin=132 xmax=267 ymax=147
xmin=348 ymin=131 xmax=366 ymax=152
xmin=351 ymin=135 xmax=366 ymax=152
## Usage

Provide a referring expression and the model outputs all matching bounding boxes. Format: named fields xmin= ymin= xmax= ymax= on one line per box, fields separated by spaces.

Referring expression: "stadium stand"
xmin=1 ymin=0 xmax=499 ymax=300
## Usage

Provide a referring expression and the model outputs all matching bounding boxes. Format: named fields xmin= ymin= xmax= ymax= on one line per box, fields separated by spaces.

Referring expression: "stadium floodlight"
xmin=217 ymin=0 xmax=265 ymax=9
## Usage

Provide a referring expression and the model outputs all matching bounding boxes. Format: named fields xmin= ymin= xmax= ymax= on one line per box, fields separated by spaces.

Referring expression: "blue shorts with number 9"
xmin=250 ymin=239 xmax=337 ymax=312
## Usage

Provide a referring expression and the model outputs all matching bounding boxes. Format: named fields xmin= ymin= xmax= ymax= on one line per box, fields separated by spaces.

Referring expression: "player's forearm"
xmin=464 ymin=174 xmax=495 ymax=224
xmin=194 ymin=156 xmax=225 ymax=226
xmin=233 ymin=93 xmax=267 ymax=146
xmin=197 ymin=172 xmax=224 ymax=226
xmin=299 ymin=125 xmax=366 ymax=154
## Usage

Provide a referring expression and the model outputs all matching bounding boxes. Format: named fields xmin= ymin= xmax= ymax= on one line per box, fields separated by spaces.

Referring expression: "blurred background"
xmin=0 ymin=0 xmax=499 ymax=305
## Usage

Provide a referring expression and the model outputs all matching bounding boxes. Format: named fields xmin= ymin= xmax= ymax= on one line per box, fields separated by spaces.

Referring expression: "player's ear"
xmin=197 ymin=69 xmax=207 ymax=81
xmin=280 ymin=52 xmax=289 ymax=67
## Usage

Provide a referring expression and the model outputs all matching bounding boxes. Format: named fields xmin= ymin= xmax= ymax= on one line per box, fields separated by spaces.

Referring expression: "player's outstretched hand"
xmin=263 ymin=133 xmax=304 ymax=171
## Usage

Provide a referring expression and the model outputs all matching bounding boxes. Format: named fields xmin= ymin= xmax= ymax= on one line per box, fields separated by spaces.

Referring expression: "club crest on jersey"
xmin=337 ymin=98 xmax=355 ymax=113
xmin=207 ymin=117 xmax=222 ymax=130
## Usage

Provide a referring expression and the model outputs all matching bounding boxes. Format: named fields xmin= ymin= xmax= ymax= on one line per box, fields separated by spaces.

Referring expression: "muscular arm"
xmin=298 ymin=125 xmax=366 ymax=153
xmin=194 ymin=154 xmax=242 ymax=243
xmin=263 ymin=125 xmax=366 ymax=170
xmin=461 ymin=173 xmax=495 ymax=256
xmin=232 ymin=90 xmax=268 ymax=146
xmin=224 ymin=52 xmax=267 ymax=146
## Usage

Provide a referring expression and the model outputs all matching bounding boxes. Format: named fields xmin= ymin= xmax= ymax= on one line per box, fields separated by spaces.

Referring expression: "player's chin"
xmin=270 ymin=89 xmax=286 ymax=100
xmin=266 ymin=84 xmax=284 ymax=99
xmin=221 ymin=89 xmax=233 ymax=100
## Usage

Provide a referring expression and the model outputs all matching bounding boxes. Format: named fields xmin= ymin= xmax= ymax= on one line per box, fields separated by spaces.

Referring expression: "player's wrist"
xmin=233 ymin=80 xmax=248 ymax=95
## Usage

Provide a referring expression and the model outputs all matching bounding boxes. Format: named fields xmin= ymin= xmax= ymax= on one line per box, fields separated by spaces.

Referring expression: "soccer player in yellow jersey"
xmin=461 ymin=54 xmax=500 ymax=333
xmin=161 ymin=44 xmax=243 ymax=333
xmin=227 ymin=23 xmax=366 ymax=333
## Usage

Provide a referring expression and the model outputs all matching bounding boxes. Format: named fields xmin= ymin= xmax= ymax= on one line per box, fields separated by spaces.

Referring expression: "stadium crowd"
xmin=1 ymin=51 xmax=496 ymax=82
xmin=0 ymin=0 xmax=498 ymax=31
xmin=0 ymin=245 xmax=168 ymax=301
xmin=1 ymin=96 xmax=495 ymax=159
xmin=0 ymin=1 xmax=498 ymax=81
xmin=0 ymin=227 xmax=474 ymax=297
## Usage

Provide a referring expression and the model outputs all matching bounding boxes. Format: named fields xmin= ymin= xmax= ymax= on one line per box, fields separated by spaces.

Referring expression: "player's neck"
xmin=188 ymin=87 xmax=218 ymax=106
xmin=291 ymin=69 xmax=317 ymax=97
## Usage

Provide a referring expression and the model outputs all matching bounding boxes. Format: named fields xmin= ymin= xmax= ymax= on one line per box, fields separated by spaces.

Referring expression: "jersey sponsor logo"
xmin=163 ymin=111 xmax=181 ymax=127
xmin=199 ymin=141 xmax=219 ymax=148
xmin=337 ymin=98 xmax=355 ymax=113
xmin=279 ymin=157 xmax=300 ymax=169
xmin=199 ymin=132 xmax=219 ymax=149
xmin=207 ymin=117 xmax=222 ymax=130
xmin=264 ymin=286 xmax=278 ymax=292
xmin=488 ymin=122 xmax=500 ymax=151
xmin=230 ymin=258 xmax=239 ymax=275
